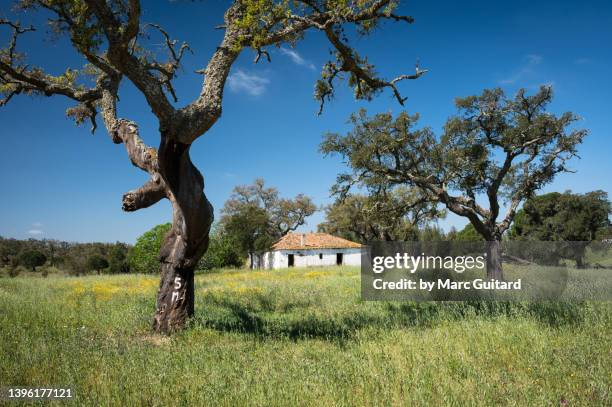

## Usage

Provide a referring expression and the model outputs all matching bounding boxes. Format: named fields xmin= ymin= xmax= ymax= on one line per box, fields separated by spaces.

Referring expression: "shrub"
xmin=108 ymin=244 xmax=130 ymax=273
xmin=128 ymin=223 xmax=171 ymax=274
xmin=86 ymin=255 xmax=109 ymax=274
xmin=18 ymin=250 xmax=46 ymax=271
xmin=64 ymin=255 xmax=87 ymax=276
xmin=197 ymin=233 xmax=243 ymax=271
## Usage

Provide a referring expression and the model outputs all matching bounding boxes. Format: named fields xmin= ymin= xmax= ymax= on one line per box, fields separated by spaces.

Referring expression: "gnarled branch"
xmin=122 ymin=175 xmax=167 ymax=212
xmin=110 ymin=120 xmax=158 ymax=174
xmin=84 ymin=0 xmax=175 ymax=124
xmin=111 ymin=119 xmax=169 ymax=212
xmin=177 ymin=0 xmax=425 ymax=144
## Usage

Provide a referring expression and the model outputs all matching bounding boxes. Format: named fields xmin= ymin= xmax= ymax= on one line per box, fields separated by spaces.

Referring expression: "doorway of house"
xmin=288 ymin=254 xmax=295 ymax=267
xmin=336 ymin=253 xmax=343 ymax=266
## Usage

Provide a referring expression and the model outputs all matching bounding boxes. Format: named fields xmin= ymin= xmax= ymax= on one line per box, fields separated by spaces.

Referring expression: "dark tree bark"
xmin=486 ymin=240 xmax=504 ymax=280
xmin=109 ymin=120 xmax=213 ymax=333
xmin=153 ymin=265 xmax=196 ymax=332
xmin=152 ymin=138 xmax=213 ymax=333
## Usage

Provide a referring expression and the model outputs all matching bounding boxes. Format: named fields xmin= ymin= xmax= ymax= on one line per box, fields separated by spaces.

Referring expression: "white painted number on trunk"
xmin=171 ymin=276 xmax=182 ymax=304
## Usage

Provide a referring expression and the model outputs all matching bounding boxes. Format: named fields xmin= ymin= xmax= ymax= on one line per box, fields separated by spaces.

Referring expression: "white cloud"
xmin=32 ymin=222 xmax=43 ymax=228
xmin=27 ymin=229 xmax=44 ymax=235
xmin=279 ymin=47 xmax=316 ymax=70
xmin=227 ymin=69 xmax=270 ymax=96
xmin=525 ymin=54 xmax=543 ymax=65
xmin=499 ymin=54 xmax=543 ymax=85
xmin=574 ymin=57 xmax=592 ymax=65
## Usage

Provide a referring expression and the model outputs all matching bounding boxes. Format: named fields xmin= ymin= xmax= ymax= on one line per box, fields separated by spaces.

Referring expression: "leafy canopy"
xmin=318 ymin=186 xmax=443 ymax=243
xmin=220 ymin=178 xmax=316 ymax=255
xmin=18 ymin=249 xmax=47 ymax=271
xmin=321 ymin=86 xmax=587 ymax=240
xmin=86 ymin=254 xmax=109 ymax=272
xmin=128 ymin=223 xmax=171 ymax=274
xmin=510 ymin=191 xmax=611 ymax=242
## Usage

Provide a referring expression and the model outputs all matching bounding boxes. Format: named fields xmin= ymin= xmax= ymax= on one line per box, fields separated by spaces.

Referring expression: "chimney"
xmin=300 ymin=233 xmax=306 ymax=247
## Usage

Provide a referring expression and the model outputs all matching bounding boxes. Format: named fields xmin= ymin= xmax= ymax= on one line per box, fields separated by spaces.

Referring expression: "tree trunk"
xmin=152 ymin=137 xmax=213 ymax=334
xmin=152 ymin=263 xmax=195 ymax=332
xmin=486 ymin=240 xmax=504 ymax=280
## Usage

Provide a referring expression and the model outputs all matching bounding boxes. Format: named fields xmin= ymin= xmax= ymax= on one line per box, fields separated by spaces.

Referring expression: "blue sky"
xmin=0 ymin=0 xmax=611 ymax=243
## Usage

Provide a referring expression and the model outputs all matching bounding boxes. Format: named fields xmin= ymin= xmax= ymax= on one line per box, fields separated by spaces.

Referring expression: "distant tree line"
xmin=4 ymin=186 xmax=609 ymax=278
xmin=0 ymin=237 xmax=130 ymax=277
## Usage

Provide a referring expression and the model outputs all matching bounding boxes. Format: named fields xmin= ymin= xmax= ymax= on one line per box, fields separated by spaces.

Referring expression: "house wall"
xmin=261 ymin=248 xmax=361 ymax=269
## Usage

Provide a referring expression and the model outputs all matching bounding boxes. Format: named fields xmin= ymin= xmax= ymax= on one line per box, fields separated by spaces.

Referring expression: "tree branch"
xmin=0 ymin=19 xmax=34 ymax=61
xmin=487 ymin=150 xmax=515 ymax=223
xmin=110 ymin=117 xmax=169 ymax=212
xmin=176 ymin=0 xmax=423 ymax=143
xmin=110 ymin=120 xmax=158 ymax=174
xmin=122 ymin=175 xmax=167 ymax=211
xmin=84 ymin=0 xmax=175 ymax=124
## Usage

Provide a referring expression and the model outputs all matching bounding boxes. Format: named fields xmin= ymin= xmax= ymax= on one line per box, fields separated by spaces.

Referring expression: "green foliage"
xmin=18 ymin=249 xmax=46 ymax=271
xmin=0 ymin=236 xmax=131 ymax=276
xmin=417 ymin=225 xmax=447 ymax=241
xmin=86 ymin=254 xmax=109 ymax=273
xmin=128 ymin=223 xmax=171 ymax=274
xmin=511 ymin=191 xmax=611 ymax=241
xmin=17 ymin=0 xmax=104 ymax=52
xmin=454 ymin=224 xmax=484 ymax=241
xmin=223 ymin=205 xmax=271 ymax=257
xmin=220 ymin=179 xmax=316 ymax=258
xmin=197 ymin=231 xmax=243 ymax=271
xmin=7 ymin=263 xmax=20 ymax=278
xmin=509 ymin=191 xmax=611 ymax=267
xmin=597 ymin=226 xmax=612 ymax=241
xmin=321 ymin=87 xmax=587 ymax=240
xmin=318 ymin=187 xmax=442 ymax=243
xmin=108 ymin=243 xmax=130 ymax=274
xmin=232 ymin=0 xmax=292 ymax=50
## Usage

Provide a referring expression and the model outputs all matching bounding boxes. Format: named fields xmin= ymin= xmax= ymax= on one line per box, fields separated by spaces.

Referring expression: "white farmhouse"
xmin=258 ymin=232 xmax=362 ymax=269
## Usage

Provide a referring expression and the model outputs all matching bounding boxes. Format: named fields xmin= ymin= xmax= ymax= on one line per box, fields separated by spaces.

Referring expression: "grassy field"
xmin=0 ymin=266 xmax=610 ymax=406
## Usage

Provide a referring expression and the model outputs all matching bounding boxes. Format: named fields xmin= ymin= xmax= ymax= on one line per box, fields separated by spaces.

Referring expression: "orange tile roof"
xmin=271 ymin=233 xmax=361 ymax=250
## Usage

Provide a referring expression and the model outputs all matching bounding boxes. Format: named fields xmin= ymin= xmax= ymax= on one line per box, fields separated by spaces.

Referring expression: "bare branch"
xmin=110 ymin=117 xmax=169 ymax=212
xmin=254 ymin=47 xmax=271 ymax=63
xmin=122 ymin=175 xmax=167 ymax=211
xmin=323 ymin=25 xmax=426 ymax=107
xmin=177 ymin=0 xmax=423 ymax=143
xmin=0 ymin=19 xmax=35 ymax=60
xmin=144 ymin=23 xmax=193 ymax=71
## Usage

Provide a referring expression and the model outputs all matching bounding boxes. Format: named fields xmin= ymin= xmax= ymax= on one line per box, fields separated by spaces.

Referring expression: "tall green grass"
xmin=0 ymin=267 xmax=610 ymax=406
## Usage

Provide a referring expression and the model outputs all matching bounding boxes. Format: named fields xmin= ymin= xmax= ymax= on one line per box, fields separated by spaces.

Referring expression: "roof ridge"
xmin=271 ymin=232 xmax=361 ymax=251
